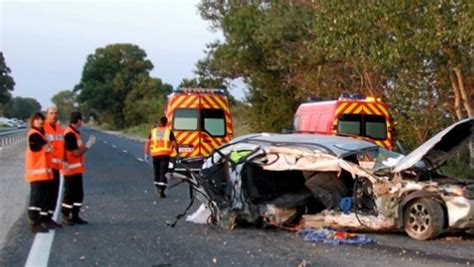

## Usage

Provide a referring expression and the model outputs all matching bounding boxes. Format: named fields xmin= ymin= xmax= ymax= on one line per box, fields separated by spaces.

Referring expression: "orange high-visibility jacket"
xmin=44 ymin=122 xmax=64 ymax=170
xmin=150 ymin=127 xmax=173 ymax=156
xmin=25 ymin=128 xmax=53 ymax=182
xmin=62 ymin=126 xmax=85 ymax=176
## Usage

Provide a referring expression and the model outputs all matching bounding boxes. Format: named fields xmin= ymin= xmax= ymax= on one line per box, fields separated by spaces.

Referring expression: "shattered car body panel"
xmin=185 ymin=118 xmax=474 ymax=240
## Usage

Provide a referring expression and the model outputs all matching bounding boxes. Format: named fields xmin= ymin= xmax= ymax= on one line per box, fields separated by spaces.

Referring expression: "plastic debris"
xmin=298 ymin=228 xmax=376 ymax=246
xmin=339 ymin=197 xmax=352 ymax=214
xmin=186 ymin=203 xmax=212 ymax=224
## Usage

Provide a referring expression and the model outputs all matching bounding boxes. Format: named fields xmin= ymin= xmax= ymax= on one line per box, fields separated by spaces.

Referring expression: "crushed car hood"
xmin=393 ymin=118 xmax=474 ymax=173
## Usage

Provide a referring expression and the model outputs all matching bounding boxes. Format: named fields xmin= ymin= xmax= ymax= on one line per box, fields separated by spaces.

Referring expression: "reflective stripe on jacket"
xmin=44 ymin=123 xmax=64 ymax=170
xmin=25 ymin=128 xmax=53 ymax=182
xmin=150 ymin=127 xmax=172 ymax=156
xmin=62 ymin=126 xmax=85 ymax=176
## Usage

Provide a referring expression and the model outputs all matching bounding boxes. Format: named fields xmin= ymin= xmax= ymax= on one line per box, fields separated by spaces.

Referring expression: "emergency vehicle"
xmin=165 ymin=88 xmax=233 ymax=170
xmin=293 ymin=94 xmax=393 ymax=150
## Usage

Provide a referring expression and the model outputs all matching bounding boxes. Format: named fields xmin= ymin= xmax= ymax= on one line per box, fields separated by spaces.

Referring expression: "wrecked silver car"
xmin=181 ymin=118 xmax=474 ymax=240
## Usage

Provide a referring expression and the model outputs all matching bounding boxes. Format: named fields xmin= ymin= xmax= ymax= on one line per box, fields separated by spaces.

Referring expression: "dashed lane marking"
xmin=103 ymin=141 xmax=108 ymax=144
xmin=112 ymin=145 xmax=117 ymax=148
xmin=122 ymin=149 xmax=127 ymax=153
xmin=137 ymin=157 xmax=144 ymax=162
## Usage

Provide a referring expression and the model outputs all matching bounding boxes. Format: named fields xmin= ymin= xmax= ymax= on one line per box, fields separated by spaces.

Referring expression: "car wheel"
xmin=403 ymin=198 xmax=444 ymax=240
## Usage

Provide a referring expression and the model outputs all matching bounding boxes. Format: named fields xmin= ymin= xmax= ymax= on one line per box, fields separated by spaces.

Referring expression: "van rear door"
xmin=199 ymin=95 xmax=232 ymax=157
xmin=337 ymin=113 xmax=389 ymax=148
xmin=172 ymin=108 xmax=200 ymax=157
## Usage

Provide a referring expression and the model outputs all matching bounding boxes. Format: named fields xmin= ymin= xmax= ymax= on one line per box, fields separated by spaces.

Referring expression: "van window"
xmin=337 ymin=114 xmax=361 ymax=136
xmin=174 ymin=109 xmax=198 ymax=130
xmin=202 ymin=109 xmax=225 ymax=136
xmin=365 ymin=115 xmax=387 ymax=140
xmin=337 ymin=114 xmax=387 ymax=140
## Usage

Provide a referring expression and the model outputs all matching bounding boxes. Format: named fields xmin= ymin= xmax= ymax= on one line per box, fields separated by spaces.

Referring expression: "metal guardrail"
xmin=0 ymin=127 xmax=16 ymax=133
xmin=0 ymin=129 xmax=27 ymax=148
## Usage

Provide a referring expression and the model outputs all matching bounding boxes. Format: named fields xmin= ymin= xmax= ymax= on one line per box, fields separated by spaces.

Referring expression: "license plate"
xmin=179 ymin=147 xmax=193 ymax=153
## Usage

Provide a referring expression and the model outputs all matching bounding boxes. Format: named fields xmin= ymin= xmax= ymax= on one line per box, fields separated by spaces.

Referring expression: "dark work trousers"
xmin=152 ymin=156 xmax=170 ymax=190
xmin=28 ymin=181 xmax=49 ymax=224
xmin=45 ymin=169 xmax=60 ymax=219
xmin=61 ymin=174 xmax=84 ymax=218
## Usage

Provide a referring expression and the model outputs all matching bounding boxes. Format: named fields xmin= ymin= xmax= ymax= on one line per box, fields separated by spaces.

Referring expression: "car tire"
xmin=403 ymin=198 xmax=444 ymax=240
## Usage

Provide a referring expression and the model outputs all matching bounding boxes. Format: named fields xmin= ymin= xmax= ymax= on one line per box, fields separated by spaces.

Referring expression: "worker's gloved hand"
xmin=44 ymin=144 xmax=53 ymax=153
xmin=144 ymin=154 xmax=150 ymax=162
xmin=85 ymin=135 xmax=96 ymax=149
xmin=63 ymin=162 xmax=69 ymax=172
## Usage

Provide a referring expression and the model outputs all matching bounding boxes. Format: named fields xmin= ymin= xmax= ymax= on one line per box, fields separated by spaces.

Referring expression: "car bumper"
xmin=444 ymin=196 xmax=474 ymax=228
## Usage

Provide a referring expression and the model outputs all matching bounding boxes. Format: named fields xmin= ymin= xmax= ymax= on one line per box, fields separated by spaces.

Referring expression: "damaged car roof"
xmin=230 ymin=133 xmax=379 ymax=158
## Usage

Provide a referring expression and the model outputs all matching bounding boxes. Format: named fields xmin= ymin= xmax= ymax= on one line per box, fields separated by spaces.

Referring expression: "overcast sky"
xmin=0 ymin=0 xmax=243 ymax=109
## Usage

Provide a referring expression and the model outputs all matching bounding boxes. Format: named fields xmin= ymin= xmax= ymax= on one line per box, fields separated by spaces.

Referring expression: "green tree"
xmin=0 ymin=52 xmax=15 ymax=114
xmin=75 ymin=43 xmax=156 ymax=128
xmin=179 ymin=44 xmax=239 ymax=105
xmin=51 ymin=90 xmax=78 ymax=122
xmin=198 ymin=1 xmax=314 ymax=131
xmin=5 ymin=97 xmax=41 ymax=120
xmin=123 ymin=77 xmax=172 ymax=126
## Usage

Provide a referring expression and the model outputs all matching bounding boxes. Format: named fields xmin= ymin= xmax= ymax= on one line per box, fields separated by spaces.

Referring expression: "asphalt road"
xmin=1 ymin=128 xmax=474 ymax=266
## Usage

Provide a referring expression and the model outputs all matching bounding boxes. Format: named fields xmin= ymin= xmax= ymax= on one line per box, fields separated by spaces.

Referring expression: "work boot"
xmin=62 ymin=215 xmax=75 ymax=226
xmin=72 ymin=214 xmax=88 ymax=225
xmin=29 ymin=222 xmax=49 ymax=234
xmin=44 ymin=218 xmax=63 ymax=229
xmin=159 ymin=189 xmax=166 ymax=198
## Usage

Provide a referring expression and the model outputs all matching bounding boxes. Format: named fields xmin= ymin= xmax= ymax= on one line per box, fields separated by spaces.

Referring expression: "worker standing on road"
xmin=25 ymin=112 xmax=53 ymax=233
xmin=43 ymin=106 xmax=63 ymax=229
xmin=61 ymin=111 xmax=95 ymax=225
xmin=144 ymin=116 xmax=176 ymax=198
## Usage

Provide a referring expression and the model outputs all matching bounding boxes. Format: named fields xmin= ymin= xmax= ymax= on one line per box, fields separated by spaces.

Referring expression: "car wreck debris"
xmin=298 ymin=228 xmax=376 ymax=245
xmin=179 ymin=118 xmax=474 ymax=240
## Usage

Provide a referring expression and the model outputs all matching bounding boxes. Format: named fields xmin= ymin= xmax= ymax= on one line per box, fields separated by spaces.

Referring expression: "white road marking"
xmin=25 ymin=175 xmax=65 ymax=267
xmin=103 ymin=141 xmax=107 ymax=144
xmin=122 ymin=149 xmax=127 ymax=153
xmin=137 ymin=157 xmax=144 ymax=162
xmin=112 ymin=145 xmax=117 ymax=148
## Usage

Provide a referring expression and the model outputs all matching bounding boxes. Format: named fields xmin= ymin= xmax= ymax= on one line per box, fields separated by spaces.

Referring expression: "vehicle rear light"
xmin=388 ymin=127 xmax=394 ymax=132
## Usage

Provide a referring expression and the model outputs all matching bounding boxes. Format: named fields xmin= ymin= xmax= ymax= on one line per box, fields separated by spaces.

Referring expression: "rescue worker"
xmin=25 ymin=112 xmax=53 ymax=233
xmin=61 ymin=111 xmax=95 ymax=225
xmin=144 ymin=116 xmax=176 ymax=198
xmin=43 ymin=106 xmax=63 ymax=228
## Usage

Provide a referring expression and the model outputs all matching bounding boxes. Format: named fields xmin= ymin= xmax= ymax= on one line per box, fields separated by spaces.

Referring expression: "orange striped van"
xmin=294 ymin=94 xmax=393 ymax=150
xmin=165 ymin=88 xmax=233 ymax=170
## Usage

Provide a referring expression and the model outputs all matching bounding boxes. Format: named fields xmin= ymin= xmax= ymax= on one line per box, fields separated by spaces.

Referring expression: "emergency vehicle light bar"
xmin=338 ymin=93 xmax=382 ymax=102
xmin=176 ymin=88 xmax=225 ymax=94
